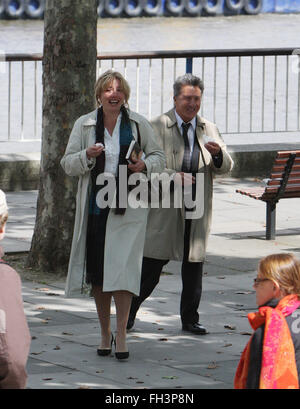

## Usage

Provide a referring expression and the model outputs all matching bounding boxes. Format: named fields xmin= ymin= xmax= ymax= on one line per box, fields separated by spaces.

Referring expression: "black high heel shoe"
xmin=114 ymin=337 xmax=129 ymax=360
xmin=115 ymin=350 xmax=129 ymax=360
xmin=97 ymin=333 xmax=114 ymax=356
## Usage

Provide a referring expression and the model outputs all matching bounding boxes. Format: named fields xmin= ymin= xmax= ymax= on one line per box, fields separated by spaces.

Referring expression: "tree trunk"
xmin=27 ymin=0 xmax=97 ymax=273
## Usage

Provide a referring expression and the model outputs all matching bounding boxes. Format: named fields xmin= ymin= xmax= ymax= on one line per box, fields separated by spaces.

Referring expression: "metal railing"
xmin=1 ymin=48 xmax=300 ymax=141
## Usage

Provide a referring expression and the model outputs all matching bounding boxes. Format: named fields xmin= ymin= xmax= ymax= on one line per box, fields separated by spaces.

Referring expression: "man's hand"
xmin=128 ymin=158 xmax=146 ymax=173
xmin=174 ymin=172 xmax=195 ymax=186
xmin=204 ymin=142 xmax=221 ymax=156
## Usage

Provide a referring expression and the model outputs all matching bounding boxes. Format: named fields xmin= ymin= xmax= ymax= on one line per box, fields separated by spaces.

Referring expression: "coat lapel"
xmin=82 ymin=110 xmax=97 ymax=149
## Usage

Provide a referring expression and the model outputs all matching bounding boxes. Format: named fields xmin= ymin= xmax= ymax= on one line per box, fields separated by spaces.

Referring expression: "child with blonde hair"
xmin=235 ymin=253 xmax=300 ymax=389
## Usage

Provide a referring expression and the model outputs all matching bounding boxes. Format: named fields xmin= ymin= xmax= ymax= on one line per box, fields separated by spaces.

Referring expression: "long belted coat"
xmin=61 ymin=109 xmax=165 ymax=298
xmin=143 ymin=109 xmax=234 ymax=263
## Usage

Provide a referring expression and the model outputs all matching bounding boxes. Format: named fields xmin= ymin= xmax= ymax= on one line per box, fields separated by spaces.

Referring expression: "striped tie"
xmin=182 ymin=122 xmax=191 ymax=172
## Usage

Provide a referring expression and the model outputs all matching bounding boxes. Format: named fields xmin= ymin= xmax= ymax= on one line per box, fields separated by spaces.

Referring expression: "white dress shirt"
xmin=104 ymin=114 xmax=121 ymax=176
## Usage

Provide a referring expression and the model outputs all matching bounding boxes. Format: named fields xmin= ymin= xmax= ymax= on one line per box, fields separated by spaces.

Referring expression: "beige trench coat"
xmin=143 ymin=109 xmax=234 ymax=263
xmin=61 ymin=109 xmax=165 ymax=297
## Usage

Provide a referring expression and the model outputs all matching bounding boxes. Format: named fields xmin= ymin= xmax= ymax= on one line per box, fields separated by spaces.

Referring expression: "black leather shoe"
xmin=182 ymin=323 xmax=208 ymax=335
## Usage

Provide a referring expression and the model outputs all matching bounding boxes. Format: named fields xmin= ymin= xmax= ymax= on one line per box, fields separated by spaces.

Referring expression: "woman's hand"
xmin=86 ymin=144 xmax=105 ymax=160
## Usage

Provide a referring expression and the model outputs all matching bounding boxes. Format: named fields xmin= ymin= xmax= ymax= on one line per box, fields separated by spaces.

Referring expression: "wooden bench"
xmin=236 ymin=150 xmax=300 ymax=240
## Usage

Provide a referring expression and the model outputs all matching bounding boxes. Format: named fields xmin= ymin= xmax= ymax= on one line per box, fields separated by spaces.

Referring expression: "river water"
xmin=0 ymin=14 xmax=300 ymax=142
xmin=1 ymin=14 xmax=300 ymax=53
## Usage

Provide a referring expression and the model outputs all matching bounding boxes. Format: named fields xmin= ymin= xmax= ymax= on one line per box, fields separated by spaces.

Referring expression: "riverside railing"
xmin=1 ymin=48 xmax=299 ymax=141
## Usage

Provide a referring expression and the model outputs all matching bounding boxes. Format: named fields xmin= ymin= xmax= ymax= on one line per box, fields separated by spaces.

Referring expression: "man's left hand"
xmin=205 ymin=142 xmax=221 ymax=156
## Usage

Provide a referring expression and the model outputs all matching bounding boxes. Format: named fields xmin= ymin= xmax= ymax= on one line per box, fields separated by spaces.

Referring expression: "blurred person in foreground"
xmin=235 ymin=253 xmax=300 ymax=389
xmin=0 ymin=189 xmax=31 ymax=389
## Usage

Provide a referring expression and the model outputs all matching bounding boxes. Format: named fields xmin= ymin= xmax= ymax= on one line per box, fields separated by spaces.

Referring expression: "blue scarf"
xmin=89 ymin=105 xmax=134 ymax=215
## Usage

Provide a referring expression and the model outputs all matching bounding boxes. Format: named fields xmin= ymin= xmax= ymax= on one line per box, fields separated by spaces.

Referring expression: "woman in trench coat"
xmin=61 ymin=70 xmax=165 ymax=360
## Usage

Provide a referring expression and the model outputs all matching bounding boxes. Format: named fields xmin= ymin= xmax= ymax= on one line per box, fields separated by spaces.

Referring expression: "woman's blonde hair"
xmin=258 ymin=253 xmax=300 ymax=298
xmin=0 ymin=212 xmax=8 ymax=229
xmin=94 ymin=70 xmax=130 ymax=108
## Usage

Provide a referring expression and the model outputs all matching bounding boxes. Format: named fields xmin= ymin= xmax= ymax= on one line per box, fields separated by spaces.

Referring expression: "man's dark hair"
xmin=173 ymin=73 xmax=204 ymax=97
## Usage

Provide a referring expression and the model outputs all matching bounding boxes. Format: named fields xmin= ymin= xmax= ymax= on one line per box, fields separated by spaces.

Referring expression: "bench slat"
xmin=277 ymin=150 xmax=300 ymax=158
xmin=270 ymin=171 xmax=300 ymax=179
xmin=268 ymin=178 xmax=300 ymax=186
xmin=262 ymin=192 xmax=300 ymax=200
xmin=265 ymin=184 xmax=300 ymax=193
xmin=236 ymin=184 xmax=300 ymax=201
xmin=272 ymin=164 xmax=300 ymax=172
xmin=236 ymin=187 xmax=266 ymax=200
xmin=275 ymin=157 xmax=300 ymax=166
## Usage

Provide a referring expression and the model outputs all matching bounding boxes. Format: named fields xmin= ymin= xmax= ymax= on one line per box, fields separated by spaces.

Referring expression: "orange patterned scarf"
xmin=234 ymin=294 xmax=300 ymax=389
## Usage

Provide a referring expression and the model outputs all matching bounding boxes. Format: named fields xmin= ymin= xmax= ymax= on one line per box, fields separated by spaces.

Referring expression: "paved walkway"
xmin=2 ymin=178 xmax=300 ymax=390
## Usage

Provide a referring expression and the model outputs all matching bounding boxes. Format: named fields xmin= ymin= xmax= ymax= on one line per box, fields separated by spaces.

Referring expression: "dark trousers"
xmin=130 ymin=219 xmax=203 ymax=325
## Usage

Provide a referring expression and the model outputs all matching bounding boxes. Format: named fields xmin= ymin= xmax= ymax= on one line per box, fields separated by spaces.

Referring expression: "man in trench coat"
xmin=127 ymin=73 xmax=234 ymax=334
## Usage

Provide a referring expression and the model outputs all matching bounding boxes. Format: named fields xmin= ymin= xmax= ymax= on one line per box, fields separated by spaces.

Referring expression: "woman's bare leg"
xmin=113 ymin=290 xmax=133 ymax=352
xmin=92 ymin=285 xmax=113 ymax=349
